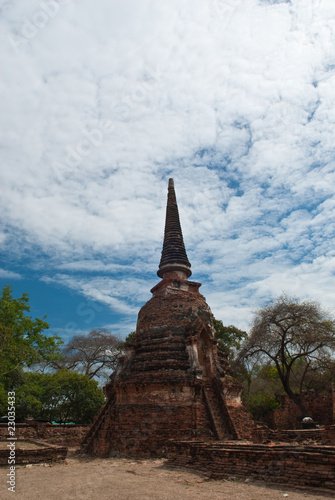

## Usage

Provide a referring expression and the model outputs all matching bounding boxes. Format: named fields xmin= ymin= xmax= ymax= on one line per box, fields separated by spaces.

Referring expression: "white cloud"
xmin=41 ymin=273 xmax=152 ymax=315
xmin=0 ymin=269 xmax=21 ymax=280
xmin=1 ymin=0 xmax=335 ymax=332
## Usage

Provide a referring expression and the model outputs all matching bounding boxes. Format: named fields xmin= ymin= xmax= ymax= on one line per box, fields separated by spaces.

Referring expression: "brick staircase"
xmin=81 ymin=395 xmax=115 ymax=454
xmin=203 ymin=382 xmax=235 ymax=440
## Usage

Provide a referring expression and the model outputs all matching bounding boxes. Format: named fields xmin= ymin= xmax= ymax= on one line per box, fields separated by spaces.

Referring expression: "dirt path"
xmin=0 ymin=452 xmax=333 ymax=500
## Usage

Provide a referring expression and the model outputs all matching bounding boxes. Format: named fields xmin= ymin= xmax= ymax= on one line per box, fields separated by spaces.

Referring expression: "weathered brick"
xmin=82 ymin=179 xmax=257 ymax=457
xmin=167 ymin=441 xmax=335 ymax=489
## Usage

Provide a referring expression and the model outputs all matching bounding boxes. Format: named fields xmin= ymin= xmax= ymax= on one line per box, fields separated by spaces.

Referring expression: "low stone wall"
xmin=0 ymin=424 xmax=90 ymax=447
xmin=0 ymin=440 xmax=67 ymax=465
xmin=258 ymin=425 xmax=335 ymax=445
xmin=167 ymin=441 xmax=335 ymax=490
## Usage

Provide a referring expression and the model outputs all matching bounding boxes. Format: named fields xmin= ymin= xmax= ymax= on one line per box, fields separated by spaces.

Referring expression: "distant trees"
xmin=238 ymin=295 xmax=335 ymax=417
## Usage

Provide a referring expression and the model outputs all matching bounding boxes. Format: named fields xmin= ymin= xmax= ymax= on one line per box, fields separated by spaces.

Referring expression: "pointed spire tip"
xmin=157 ymin=178 xmax=192 ymax=279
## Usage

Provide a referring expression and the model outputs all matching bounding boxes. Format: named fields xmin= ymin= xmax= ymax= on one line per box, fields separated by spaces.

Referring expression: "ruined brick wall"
xmin=0 ymin=423 xmax=89 ymax=446
xmin=267 ymin=387 xmax=334 ymax=430
xmin=167 ymin=441 xmax=335 ymax=490
xmin=86 ymin=384 xmax=217 ymax=457
xmin=225 ymin=403 xmax=258 ymax=441
xmin=102 ymin=404 xmax=198 ymax=457
xmin=324 ymin=425 xmax=335 ymax=444
xmin=0 ymin=440 xmax=67 ymax=465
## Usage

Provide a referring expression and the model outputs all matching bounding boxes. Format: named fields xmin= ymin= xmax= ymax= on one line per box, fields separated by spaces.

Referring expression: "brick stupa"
xmin=82 ymin=179 xmax=255 ymax=457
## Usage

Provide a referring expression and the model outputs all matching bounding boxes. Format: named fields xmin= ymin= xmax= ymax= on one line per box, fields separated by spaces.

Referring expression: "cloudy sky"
xmin=1 ymin=0 xmax=334 ymax=342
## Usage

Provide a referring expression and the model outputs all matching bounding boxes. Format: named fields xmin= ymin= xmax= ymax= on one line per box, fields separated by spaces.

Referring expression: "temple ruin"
xmin=82 ymin=178 xmax=256 ymax=457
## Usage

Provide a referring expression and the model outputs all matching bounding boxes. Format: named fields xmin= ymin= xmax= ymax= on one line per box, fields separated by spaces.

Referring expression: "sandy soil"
xmin=1 ymin=450 xmax=333 ymax=500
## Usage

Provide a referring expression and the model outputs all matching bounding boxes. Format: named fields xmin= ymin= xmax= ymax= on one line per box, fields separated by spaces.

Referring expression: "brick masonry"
xmin=0 ymin=423 xmax=89 ymax=447
xmin=267 ymin=386 xmax=335 ymax=429
xmin=167 ymin=441 xmax=335 ymax=490
xmin=82 ymin=274 xmax=258 ymax=457
xmin=0 ymin=439 xmax=67 ymax=465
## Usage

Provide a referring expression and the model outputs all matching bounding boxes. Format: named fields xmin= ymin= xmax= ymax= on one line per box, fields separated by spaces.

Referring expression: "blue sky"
xmin=1 ymin=0 xmax=335 ymax=344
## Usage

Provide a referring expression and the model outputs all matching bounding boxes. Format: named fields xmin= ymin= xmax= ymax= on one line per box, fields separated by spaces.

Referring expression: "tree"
xmin=123 ymin=331 xmax=136 ymax=347
xmin=54 ymin=328 xmax=122 ymax=380
xmin=0 ymin=285 xmax=62 ymax=378
xmin=244 ymin=392 xmax=280 ymax=422
xmin=0 ymin=382 xmax=8 ymax=416
xmin=303 ymin=356 xmax=335 ymax=392
xmin=213 ymin=319 xmax=247 ymax=359
xmin=14 ymin=371 xmax=105 ymax=423
xmin=238 ymin=295 xmax=335 ymax=417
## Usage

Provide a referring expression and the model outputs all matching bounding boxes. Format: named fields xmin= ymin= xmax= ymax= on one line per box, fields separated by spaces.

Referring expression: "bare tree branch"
xmin=50 ymin=328 xmax=122 ymax=380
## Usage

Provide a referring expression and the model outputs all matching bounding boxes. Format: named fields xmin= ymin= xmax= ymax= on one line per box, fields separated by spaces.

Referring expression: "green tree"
xmin=14 ymin=372 xmax=45 ymax=421
xmin=241 ymin=361 xmax=284 ymax=422
xmin=244 ymin=392 xmax=280 ymax=422
xmin=213 ymin=319 xmax=247 ymax=359
xmin=123 ymin=331 xmax=136 ymax=347
xmin=15 ymin=371 xmax=105 ymax=423
xmin=0 ymin=285 xmax=63 ymax=378
xmin=0 ymin=382 xmax=8 ymax=416
xmin=238 ymin=295 xmax=335 ymax=417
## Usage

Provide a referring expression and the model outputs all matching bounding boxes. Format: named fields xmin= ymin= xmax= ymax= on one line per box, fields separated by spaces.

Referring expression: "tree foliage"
xmin=13 ymin=371 xmax=105 ymax=423
xmin=123 ymin=331 xmax=136 ymax=347
xmin=213 ymin=319 xmax=247 ymax=359
xmin=238 ymin=295 xmax=335 ymax=416
xmin=0 ymin=285 xmax=62 ymax=378
xmin=244 ymin=392 xmax=280 ymax=422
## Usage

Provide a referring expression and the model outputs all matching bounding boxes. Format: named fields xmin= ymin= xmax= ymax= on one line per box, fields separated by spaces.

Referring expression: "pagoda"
xmin=82 ymin=179 xmax=255 ymax=457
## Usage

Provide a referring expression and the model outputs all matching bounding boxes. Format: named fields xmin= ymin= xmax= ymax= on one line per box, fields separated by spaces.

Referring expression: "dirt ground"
xmin=1 ymin=450 xmax=333 ymax=500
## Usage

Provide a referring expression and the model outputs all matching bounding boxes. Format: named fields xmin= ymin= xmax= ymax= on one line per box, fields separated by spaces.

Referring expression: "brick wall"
xmin=267 ymin=387 xmax=335 ymax=430
xmin=323 ymin=425 xmax=335 ymax=444
xmin=87 ymin=401 xmax=215 ymax=457
xmin=0 ymin=423 xmax=89 ymax=446
xmin=167 ymin=441 xmax=335 ymax=490
xmin=0 ymin=440 xmax=67 ymax=465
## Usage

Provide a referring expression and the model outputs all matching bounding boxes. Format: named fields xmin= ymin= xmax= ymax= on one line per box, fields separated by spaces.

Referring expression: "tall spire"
xmin=157 ymin=178 xmax=192 ymax=279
